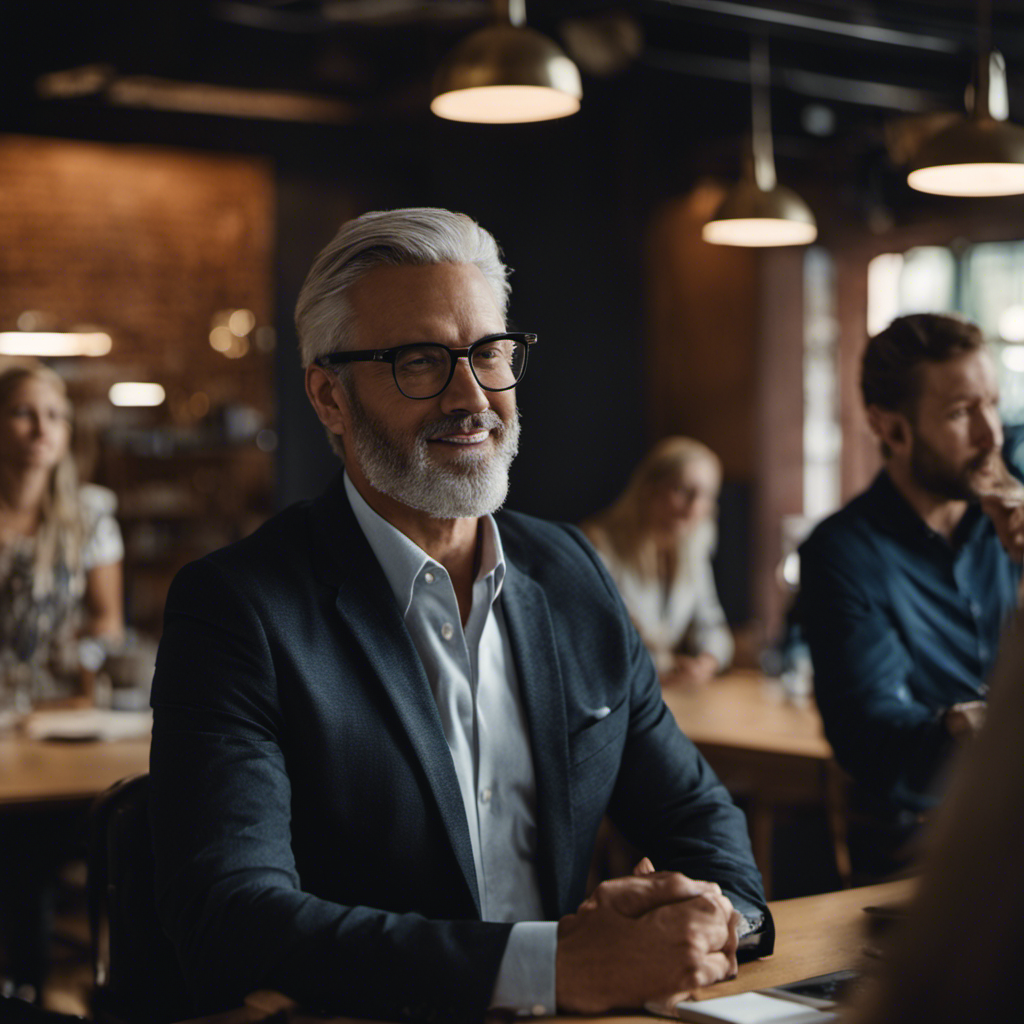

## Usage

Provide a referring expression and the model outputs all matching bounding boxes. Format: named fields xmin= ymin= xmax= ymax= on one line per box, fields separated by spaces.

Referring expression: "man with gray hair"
xmin=150 ymin=208 xmax=771 ymax=1022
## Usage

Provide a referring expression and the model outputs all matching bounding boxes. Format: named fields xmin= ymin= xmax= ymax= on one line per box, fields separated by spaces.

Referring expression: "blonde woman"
xmin=582 ymin=437 xmax=733 ymax=688
xmin=0 ymin=364 xmax=124 ymax=710
xmin=0 ymin=363 xmax=127 ymax=1003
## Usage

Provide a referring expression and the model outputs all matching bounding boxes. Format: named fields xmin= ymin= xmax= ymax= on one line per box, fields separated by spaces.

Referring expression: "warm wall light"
xmin=431 ymin=0 xmax=582 ymax=123
xmin=209 ymin=309 xmax=255 ymax=358
xmin=908 ymin=1 xmax=1024 ymax=197
xmin=209 ymin=326 xmax=234 ymax=353
xmin=703 ymin=39 xmax=817 ymax=248
xmin=228 ymin=308 xmax=256 ymax=336
xmin=0 ymin=332 xmax=113 ymax=356
xmin=109 ymin=382 xmax=166 ymax=407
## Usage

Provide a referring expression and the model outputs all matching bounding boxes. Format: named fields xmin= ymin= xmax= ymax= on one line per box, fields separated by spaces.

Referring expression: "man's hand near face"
xmin=944 ymin=700 xmax=986 ymax=738
xmin=979 ymin=491 xmax=1024 ymax=564
xmin=555 ymin=859 xmax=741 ymax=1015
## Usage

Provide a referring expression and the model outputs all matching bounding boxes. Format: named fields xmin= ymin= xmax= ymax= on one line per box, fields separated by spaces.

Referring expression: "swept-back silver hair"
xmin=295 ymin=207 xmax=512 ymax=368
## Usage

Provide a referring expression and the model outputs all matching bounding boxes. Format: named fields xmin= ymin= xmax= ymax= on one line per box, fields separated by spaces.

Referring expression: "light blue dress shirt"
xmin=344 ymin=475 xmax=559 ymax=1015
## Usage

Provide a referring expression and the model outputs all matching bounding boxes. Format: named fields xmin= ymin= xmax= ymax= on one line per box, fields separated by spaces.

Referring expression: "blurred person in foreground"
xmin=582 ymin=437 xmax=733 ymax=689
xmin=149 ymin=208 xmax=771 ymax=1022
xmin=0 ymin=363 xmax=124 ymax=1004
xmin=849 ymin=602 xmax=1024 ymax=1024
xmin=798 ymin=313 xmax=1023 ymax=878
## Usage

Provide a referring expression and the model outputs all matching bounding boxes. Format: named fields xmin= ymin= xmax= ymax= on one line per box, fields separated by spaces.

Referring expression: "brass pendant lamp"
xmin=908 ymin=0 xmax=1024 ymax=197
xmin=703 ymin=39 xmax=817 ymax=248
xmin=431 ymin=0 xmax=582 ymax=124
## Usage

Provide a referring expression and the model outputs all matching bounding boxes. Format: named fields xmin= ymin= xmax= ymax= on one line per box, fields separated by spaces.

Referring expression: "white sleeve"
xmin=489 ymin=921 xmax=558 ymax=1016
xmin=686 ymin=556 xmax=734 ymax=669
xmin=79 ymin=484 xmax=125 ymax=570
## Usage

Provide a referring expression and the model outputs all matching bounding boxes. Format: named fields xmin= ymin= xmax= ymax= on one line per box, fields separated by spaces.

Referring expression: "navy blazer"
xmin=150 ymin=474 xmax=770 ymax=1022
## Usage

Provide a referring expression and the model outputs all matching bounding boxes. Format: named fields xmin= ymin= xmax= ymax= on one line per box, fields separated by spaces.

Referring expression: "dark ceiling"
xmin=10 ymin=1 xmax=1024 ymax=130
xmin=9 ymin=1 xmax=1024 ymax=222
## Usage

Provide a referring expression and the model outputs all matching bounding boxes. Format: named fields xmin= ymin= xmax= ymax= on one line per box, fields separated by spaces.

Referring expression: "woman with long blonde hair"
xmin=0 ymin=363 xmax=124 ymax=708
xmin=0 ymin=363 xmax=127 ymax=1004
xmin=582 ymin=436 xmax=732 ymax=688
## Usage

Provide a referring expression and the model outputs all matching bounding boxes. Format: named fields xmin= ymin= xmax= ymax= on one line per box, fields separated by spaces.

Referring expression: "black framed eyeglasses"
xmin=315 ymin=332 xmax=537 ymax=400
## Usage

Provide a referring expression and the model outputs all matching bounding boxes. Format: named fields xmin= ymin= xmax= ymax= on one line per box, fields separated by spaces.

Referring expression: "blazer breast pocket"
xmin=569 ymin=699 xmax=628 ymax=767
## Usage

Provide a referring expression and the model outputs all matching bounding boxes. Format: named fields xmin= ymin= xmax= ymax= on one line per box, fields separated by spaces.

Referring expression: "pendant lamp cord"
xmin=495 ymin=0 xmax=526 ymax=28
xmin=751 ymin=36 xmax=777 ymax=192
xmin=975 ymin=0 xmax=991 ymax=119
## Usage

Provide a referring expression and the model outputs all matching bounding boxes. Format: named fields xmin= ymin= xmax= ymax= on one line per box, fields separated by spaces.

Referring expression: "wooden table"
xmin=0 ymin=732 xmax=150 ymax=807
xmin=181 ymin=879 xmax=916 ymax=1024
xmin=662 ymin=670 xmax=846 ymax=895
xmin=572 ymin=879 xmax=915 ymax=1023
xmin=691 ymin=877 xmax=912 ymax=1001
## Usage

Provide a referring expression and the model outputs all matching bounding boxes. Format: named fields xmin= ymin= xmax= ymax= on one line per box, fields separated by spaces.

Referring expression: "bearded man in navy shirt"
xmin=800 ymin=312 xmax=1023 ymax=876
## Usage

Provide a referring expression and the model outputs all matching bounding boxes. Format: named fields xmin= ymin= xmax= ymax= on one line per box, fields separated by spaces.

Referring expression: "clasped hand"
xmin=555 ymin=858 xmax=740 ymax=1014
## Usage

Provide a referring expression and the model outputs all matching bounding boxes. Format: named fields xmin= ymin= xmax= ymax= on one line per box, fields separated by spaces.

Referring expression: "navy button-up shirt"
xmin=799 ymin=470 xmax=1020 ymax=813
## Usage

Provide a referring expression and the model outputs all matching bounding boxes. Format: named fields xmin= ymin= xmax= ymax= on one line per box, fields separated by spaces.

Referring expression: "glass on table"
xmin=0 ymin=659 xmax=34 ymax=731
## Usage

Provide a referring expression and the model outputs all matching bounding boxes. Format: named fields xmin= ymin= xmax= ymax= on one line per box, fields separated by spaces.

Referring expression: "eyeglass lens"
xmin=394 ymin=337 xmax=526 ymax=398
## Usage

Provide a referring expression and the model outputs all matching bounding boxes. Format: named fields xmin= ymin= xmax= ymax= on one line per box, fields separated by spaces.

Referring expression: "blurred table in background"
xmin=1 ymin=723 xmax=151 ymax=1011
xmin=663 ymin=669 xmax=848 ymax=896
xmin=0 ymin=731 xmax=150 ymax=808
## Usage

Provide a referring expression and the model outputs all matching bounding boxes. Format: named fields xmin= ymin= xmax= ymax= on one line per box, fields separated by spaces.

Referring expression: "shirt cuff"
xmin=489 ymin=921 xmax=558 ymax=1017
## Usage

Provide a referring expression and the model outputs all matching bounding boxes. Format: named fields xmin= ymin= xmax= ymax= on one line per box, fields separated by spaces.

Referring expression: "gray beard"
xmin=346 ymin=391 xmax=520 ymax=519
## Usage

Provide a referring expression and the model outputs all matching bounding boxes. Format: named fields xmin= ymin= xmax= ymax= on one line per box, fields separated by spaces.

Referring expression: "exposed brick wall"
xmin=0 ymin=134 xmax=274 ymax=409
xmin=0 ymin=134 xmax=276 ymax=634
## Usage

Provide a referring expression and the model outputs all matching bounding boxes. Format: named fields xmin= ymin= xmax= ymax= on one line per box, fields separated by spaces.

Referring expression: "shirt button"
xmin=424 ymin=571 xmax=435 ymax=584
xmin=969 ymin=601 xmax=981 ymax=616
xmin=480 ymin=787 xmax=492 ymax=804
xmin=440 ymin=622 xmax=454 ymax=641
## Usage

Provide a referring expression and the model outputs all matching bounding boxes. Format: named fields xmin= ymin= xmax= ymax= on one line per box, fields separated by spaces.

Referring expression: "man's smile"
xmin=430 ymin=429 xmax=491 ymax=446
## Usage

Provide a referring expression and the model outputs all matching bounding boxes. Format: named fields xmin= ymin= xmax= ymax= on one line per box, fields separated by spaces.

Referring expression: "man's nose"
xmin=441 ymin=356 xmax=489 ymax=415
xmin=976 ymin=406 xmax=1002 ymax=450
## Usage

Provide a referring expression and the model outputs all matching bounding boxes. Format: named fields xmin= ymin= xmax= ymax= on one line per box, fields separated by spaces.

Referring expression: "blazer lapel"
xmin=310 ymin=477 xmax=482 ymax=915
xmin=500 ymin=561 xmax=575 ymax=918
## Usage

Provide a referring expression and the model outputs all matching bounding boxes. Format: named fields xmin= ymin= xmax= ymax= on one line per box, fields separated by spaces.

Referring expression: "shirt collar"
xmin=343 ymin=472 xmax=506 ymax=616
xmin=867 ymin=469 xmax=986 ymax=549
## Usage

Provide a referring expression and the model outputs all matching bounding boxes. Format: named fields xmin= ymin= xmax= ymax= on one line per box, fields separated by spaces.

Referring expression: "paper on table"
xmin=23 ymin=708 xmax=152 ymax=741
xmin=671 ymin=992 xmax=838 ymax=1024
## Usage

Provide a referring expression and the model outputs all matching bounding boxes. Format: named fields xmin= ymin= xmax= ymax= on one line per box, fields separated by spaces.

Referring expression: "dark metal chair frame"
xmin=88 ymin=774 xmax=192 ymax=1024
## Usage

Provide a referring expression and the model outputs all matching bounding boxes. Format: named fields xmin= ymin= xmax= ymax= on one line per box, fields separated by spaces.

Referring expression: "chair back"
xmin=88 ymin=774 xmax=192 ymax=1024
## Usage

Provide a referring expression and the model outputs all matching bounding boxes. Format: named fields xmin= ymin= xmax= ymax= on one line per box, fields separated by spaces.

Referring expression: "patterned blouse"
xmin=0 ymin=484 xmax=124 ymax=705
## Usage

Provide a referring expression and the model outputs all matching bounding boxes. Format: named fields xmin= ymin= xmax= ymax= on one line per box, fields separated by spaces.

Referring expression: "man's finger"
xmin=688 ymin=950 xmax=737 ymax=990
xmin=651 ymin=893 xmax=733 ymax=953
xmin=595 ymin=872 xmax=722 ymax=918
xmin=644 ymin=950 xmax=739 ymax=1015
xmin=633 ymin=856 xmax=656 ymax=876
xmin=721 ymin=910 xmax=741 ymax=978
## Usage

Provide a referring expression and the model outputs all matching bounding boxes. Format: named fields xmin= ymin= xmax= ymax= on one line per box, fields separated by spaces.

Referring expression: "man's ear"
xmin=305 ymin=365 xmax=348 ymax=442
xmin=867 ymin=404 xmax=911 ymax=456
